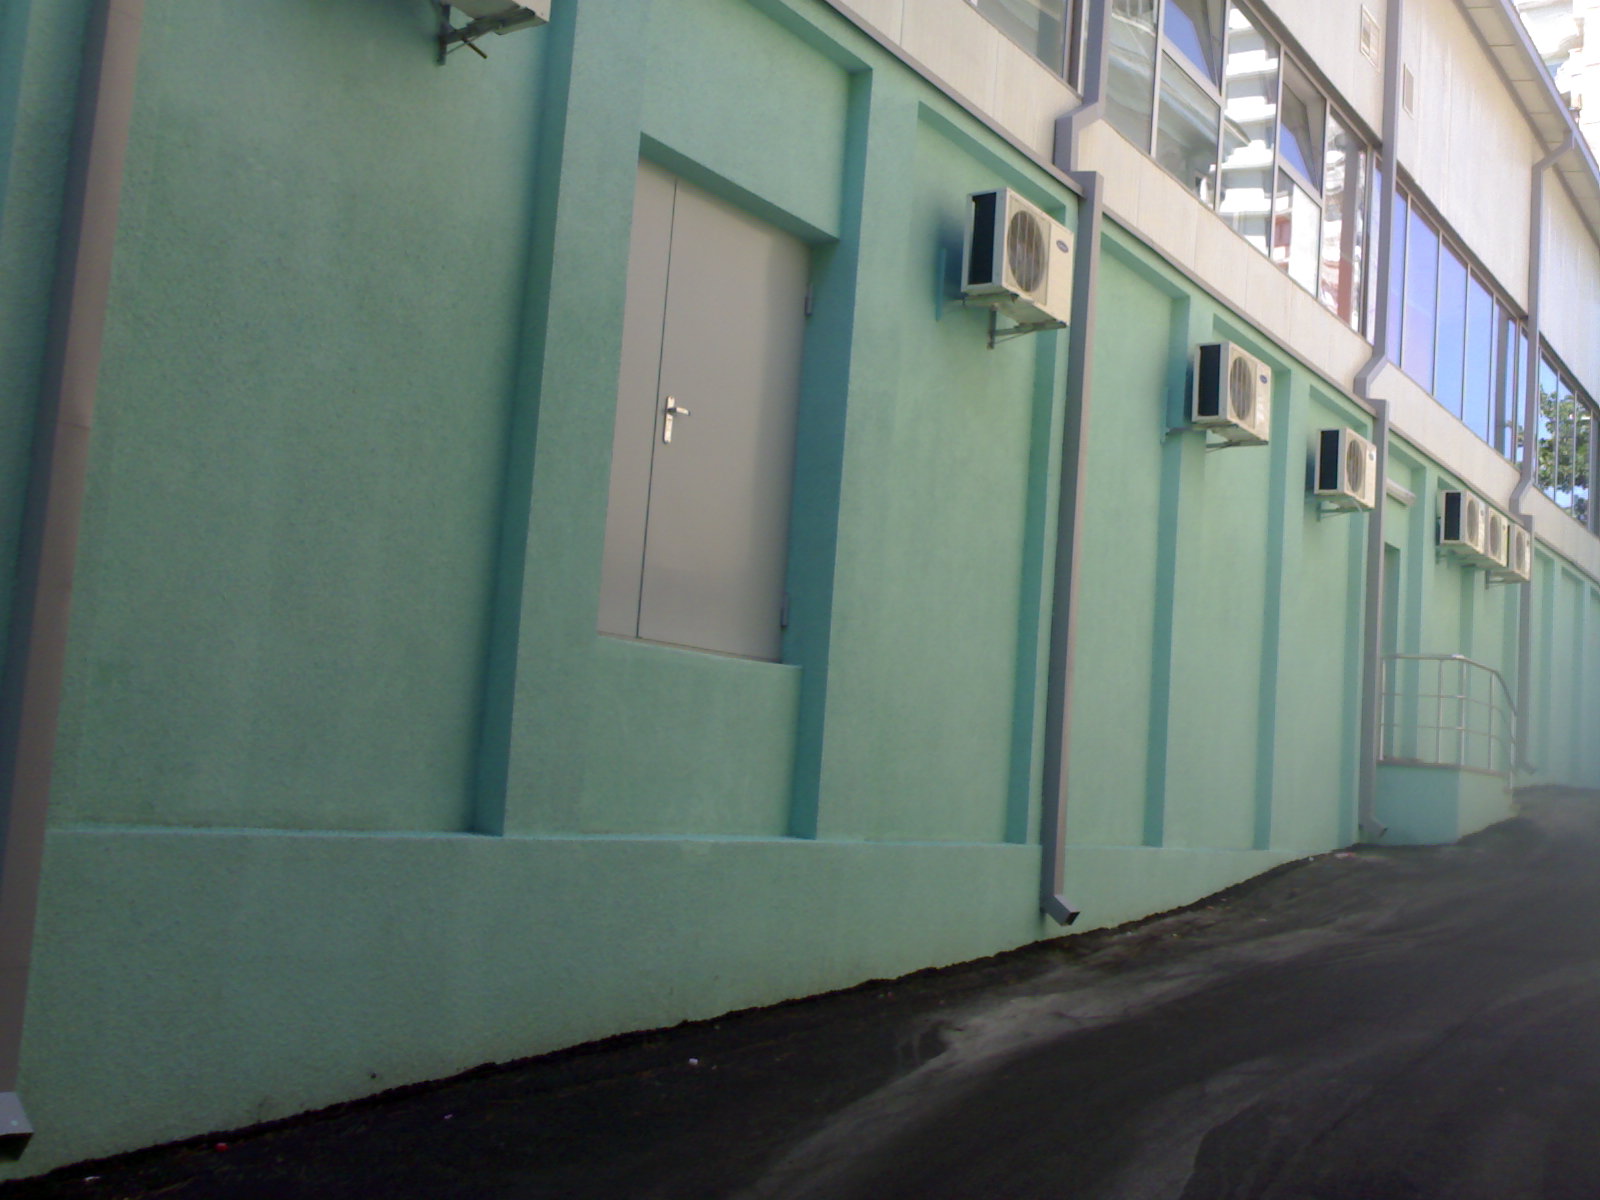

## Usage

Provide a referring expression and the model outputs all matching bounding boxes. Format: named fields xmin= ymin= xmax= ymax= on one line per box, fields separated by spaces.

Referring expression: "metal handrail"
xmin=1379 ymin=653 xmax=1517 ymax=777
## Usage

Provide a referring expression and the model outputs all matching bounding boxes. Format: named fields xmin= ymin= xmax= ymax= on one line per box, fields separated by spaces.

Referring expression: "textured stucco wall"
xmin=4 ymin=0 xmax=1600 ymax=1178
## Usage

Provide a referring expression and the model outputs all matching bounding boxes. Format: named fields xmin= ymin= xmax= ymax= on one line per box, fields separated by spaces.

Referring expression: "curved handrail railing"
xmin=1379 ymin=653 xmax=1517 ymax=778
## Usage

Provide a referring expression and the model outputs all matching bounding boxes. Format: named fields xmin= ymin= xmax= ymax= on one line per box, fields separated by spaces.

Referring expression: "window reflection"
xmin=1156 ymin=53 xmax=1221 ymax=200
xmin=1538 ymin=356 xmax=1559 ymax=494
xmin=969 ymin=0 xmax=1074 ymax=77
xmin=1501 ymin=323 xmax=1527 ymax=460
xmin=1272 ymin=171 xmax=1318 ymax=290
xmin=1108 ymin=0 xmax=1158 ymax=149
xmin=1576 ymin=409 xmax=1592 ymax=523
xmin=1218 ymin=5 xmax=1276 ymax=252
xmin=1559 ymin=374 xmax=1576 ymax=505
xmin=1321 ymin=113 xmax=1366 ymax=330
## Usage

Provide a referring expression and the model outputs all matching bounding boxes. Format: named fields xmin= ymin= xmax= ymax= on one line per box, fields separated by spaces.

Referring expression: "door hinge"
xmin=780 ymin=592 xmax=791 ymax=629
xmin=804 ymin=286 xmax=813 ymax=317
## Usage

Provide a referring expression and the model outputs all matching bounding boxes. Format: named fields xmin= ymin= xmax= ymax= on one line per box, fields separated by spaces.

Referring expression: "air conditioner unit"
xmin=1481 ymin=509 xmax=1510 ymax=569
xmin=1438 ymin=490 xmax=1487 ymax=561
xmin=1314 ymin=427 xmax=1377 ymax=510
xmin=449 ymin=0 xmax=549 ymax=33
xmin=1192 ymin=342 xmax=1271 ymax=445
xmin=962 ymin=189 xmax=1074 ymax=327
xmin=1491 ymin=522 xmax=1534 ymax=583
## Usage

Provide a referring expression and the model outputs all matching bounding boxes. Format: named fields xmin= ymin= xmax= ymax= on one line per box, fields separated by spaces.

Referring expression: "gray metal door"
xmin=598 ymin=161 xmax=808 ymax=661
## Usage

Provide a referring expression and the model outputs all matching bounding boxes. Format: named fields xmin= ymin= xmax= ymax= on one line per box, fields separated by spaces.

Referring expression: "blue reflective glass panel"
xmin=1433 ymin=247 xmax=1467 ymax=417
xmin=1386 ymin=190 xmax=1406 ymax=360
xmin=1401 ymin=207 xmax=1438 ymax=390
xmin=1462 ymin=279 xmax=1494 ymax=444
xmin=1163 ymin=0 xmax=1225 ymax=83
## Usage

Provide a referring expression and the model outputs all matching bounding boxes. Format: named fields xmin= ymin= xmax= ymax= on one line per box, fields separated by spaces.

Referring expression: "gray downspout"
xmin=0 ymin=0 xmax=143 ymax=1156
xmin=1510 ymin=130 xmax=1574 ymax=771
xmin=1038 ymin=2 xmax=1110 ymax=926
xmin=1353 ymin=0 xmax=1404 ymax=842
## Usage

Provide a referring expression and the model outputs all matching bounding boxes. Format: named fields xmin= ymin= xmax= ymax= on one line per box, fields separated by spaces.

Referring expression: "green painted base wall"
xmin=18 ymin=828 xmax=1286 ymax=1173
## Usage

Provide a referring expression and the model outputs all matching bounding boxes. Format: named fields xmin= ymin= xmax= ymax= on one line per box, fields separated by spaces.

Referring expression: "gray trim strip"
xmin=1037 ymin=171 xmax=1098 ymax=927
xmin=0 ymin=0 xmax=144 ymax=1155
xmin=1354 ymin=0 xmax=1405 ymax=842
xmin=1510 ymin=131 xmax=1575 ymax=771
xmin=1038 ymin=0 xmax=1112 ymax=927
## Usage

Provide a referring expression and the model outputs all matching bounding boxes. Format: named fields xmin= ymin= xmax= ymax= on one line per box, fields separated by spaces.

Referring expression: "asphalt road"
xmin=8 ymin=789 xmax=1600 ymax=1199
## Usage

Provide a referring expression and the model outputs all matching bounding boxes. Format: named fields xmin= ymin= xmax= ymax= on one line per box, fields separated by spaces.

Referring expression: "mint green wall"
xmin=810 ymin=110 xmax=1061 ymax=843
xmin=8 ymin=0 xmax=1600 ymax=1177
xmin=1160 ymin=313 xmax=1272 ymax=852
xmin=1269 ymin=390 xmax=1367 ymax=851
xmin=1522 ymin=552 xmax=1597 ymax=785
xmin=1067 ymin=253 xmax=1168 ymax=848
xmin=1065 ymin=236 xmax=1368 ymax=859
xmin=52 ymin=0 xmax=546 ymax=833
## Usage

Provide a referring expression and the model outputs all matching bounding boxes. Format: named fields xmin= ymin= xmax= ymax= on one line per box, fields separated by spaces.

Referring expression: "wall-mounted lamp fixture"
xmin=436 ymin=1 xmax=549 ymax=63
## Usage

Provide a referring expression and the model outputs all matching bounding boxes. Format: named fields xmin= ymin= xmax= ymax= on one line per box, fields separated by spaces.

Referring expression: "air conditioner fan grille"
xmin=1007 ymin=211 xmax=1047 ymax=294
xmin=1345 ymin=440 xmax=1366 ymax=494
xmin=1512 ymin=528 xmax=1530 ymax=571
xmin=1228 ymin=356 xmax=1255 ymax=423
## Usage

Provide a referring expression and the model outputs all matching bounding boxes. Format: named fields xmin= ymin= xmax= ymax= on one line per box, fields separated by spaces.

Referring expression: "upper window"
xmin=1276 ymin=59 xmax=1324 ymax=185
xmin=1107 ymin=0 xmax=1375 ymax=337
xmin=1321 ymin=114 xmax=1369 ymax=329
xmin=1388 ymin=187 xmax=1526 ymax=463
xmin=968 ymin=0 xmax=1082 ymax=83
xmin=1536 ymin=351 xmax=1594 ymax=528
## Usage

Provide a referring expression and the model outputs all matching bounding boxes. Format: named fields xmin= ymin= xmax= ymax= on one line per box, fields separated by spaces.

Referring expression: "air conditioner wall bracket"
xmin=988 ymin=308 xmax=1065 ymax=349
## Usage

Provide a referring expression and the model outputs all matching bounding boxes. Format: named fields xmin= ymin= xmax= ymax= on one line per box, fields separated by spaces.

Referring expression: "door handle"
xmin=663 ymin=396 xmax=691 ymax=443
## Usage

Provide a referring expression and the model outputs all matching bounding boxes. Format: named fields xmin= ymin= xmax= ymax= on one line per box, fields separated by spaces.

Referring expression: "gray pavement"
xmin=7 ymin=789 xmax=1600 ymax=1199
